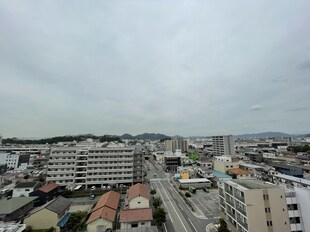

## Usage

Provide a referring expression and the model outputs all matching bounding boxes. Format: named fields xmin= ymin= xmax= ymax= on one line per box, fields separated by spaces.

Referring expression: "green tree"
xmin=153 ymin=207 xmax=166 ymax=226
xmin=153 ymin=196 xmax=162 ymax=209
xmin=150 ymin=189 xmax=156 ymax=195
xmin=218 ymin=218 xmax=229 ymax=232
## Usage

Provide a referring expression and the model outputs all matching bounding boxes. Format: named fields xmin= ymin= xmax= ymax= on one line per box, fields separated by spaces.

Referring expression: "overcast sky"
xmin=1 ymin=0 xmax=310 ymax=138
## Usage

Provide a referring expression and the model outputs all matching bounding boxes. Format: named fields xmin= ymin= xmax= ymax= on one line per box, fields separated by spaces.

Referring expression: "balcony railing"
xmin=226 ymin=198 xmax=234 ymax=207
xmin=235 ymin=194 xmax=245 ymax=203
xmin=237 ymin=219 xmax=248 ymax=230
xmin=236 ymin=206 xmax=247 ymax=217
xmin=227 ymin=210 xmax=236 ymax=219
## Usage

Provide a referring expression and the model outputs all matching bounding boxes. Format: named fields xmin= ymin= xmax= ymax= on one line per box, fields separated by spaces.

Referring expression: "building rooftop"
xmin=127 ymin=183 xmax=150 ymax=201
xmin=38 ymin=183 xmax=58 ymax=193
xmin=212 ymin=171 xmax=232 ymax=179
xmin=178 ymin=178 xmax=211 ymax=183
xmin=0 ymin=197 xmax=37 ymax=214
xmin=275 ymin=173 xmax=310 ymax=186
xmin=119 ymin=208 xmax=153 ymax=222
xmin=14 ymin=181 xmax=41 ymax=189
xmin=227 ymin=168 xmax=250 ymax=175
xmin=231 ymin=179 xmax=277 ymax=190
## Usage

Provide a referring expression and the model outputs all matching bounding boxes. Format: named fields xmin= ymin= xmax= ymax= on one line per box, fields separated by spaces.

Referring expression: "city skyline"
xmin=1 ymin=1 xmax=310 ymax=137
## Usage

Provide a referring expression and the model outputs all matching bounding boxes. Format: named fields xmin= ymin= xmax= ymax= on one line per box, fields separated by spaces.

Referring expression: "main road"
xmin=146 ymin=159 xmax=218 ymax=232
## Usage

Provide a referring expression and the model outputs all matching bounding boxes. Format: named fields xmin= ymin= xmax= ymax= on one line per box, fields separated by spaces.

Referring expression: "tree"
xmin=218 ymin=218 xmax=229 ymax=232
xmin=153 ymin=196 xmax=162 ymax=209
xmin=153 ymin=208 xmax=166 ymax=226
xmin=185 ymin=192 xmax=191 ymax=197
xmin=150 ymin=189 xmax=156 ymax=195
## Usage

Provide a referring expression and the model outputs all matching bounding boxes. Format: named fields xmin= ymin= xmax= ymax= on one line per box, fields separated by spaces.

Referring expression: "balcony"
xmin=227 ymin=210 xmax=236 ymax=219
xmin=236 ymin=206 xmax=247 ymax=217
xmin=226 ymin=198 xmax=234 ymax=207
xmin=226 ymin=189 xmax=233 ymax=196
xmin=237 ymin=218 xmax=248 ymax=230
xmin=235 ymin=194 xmax=245 ymax=203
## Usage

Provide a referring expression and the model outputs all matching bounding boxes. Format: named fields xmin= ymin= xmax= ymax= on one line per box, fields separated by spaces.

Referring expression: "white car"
xmin=107 ymin=186 xmax=111 ymax=190
xmin=91 ymin=186 xmax=96 ymax=190
xmin=102 ymin=186 xmax=106 ymax=190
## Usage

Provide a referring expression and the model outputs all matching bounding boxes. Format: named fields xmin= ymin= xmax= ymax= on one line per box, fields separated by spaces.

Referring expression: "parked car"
xmin=89 ymin=194 xmax=96 ymax=200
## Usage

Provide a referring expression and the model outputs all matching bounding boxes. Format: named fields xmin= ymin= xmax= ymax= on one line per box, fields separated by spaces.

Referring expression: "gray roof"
xmin=0 ymin=197 xmax=37 ymax=214
xmin=232 ymin=179 xmax=277 ymax=190
xmin=46 ymin=196 xmax=71 ymax=216
xmin=14 ymin=181 xmax=41 ymax=189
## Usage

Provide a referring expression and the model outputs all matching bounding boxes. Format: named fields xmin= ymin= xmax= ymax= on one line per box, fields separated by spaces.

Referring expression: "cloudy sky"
xmin=1 ymin=0 xmax=310 ymax=138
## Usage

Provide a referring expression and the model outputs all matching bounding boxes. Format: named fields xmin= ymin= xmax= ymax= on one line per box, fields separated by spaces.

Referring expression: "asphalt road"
xmin=146 ymin=159 xmax=219 ymax=232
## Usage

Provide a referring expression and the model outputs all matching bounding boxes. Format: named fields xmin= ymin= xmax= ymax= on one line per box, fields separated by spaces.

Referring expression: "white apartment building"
xmin=212 ymin=135 xmax=235 ymax=157
xmin=46 ymin=147 xmax=144 ymax=189
xmin=0 ymin=153 xmax=29 ymax=171
xmin=219 ymin=179 xmax=291 ymax=232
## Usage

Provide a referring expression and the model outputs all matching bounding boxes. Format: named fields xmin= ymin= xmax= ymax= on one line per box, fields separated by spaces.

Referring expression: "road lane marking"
xmin=188 ymin=218 xmax=198 ymax=232
xmin=159 ymin=181 xmax=188 ymax=232
xmin=178 ymin=203 xmax=183 ymax=211
xmin=164 ymin=223 xmax=168 ymax=232
xmin=154 ymin=182 xmax=173 ymax=223
xmin=196 ymin=198 xmax=212 ymax=214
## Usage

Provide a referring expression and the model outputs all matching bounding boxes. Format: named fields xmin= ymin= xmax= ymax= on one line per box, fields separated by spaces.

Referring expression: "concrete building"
xmin=12 ymin=182 xmax=42 ymax=198
xmin=120 ymin=183 xmax=152 ymax=230
xmin=213 ymin=156 xmax=239 ymax=173
xmin=212 ymin=135 xmax=235 ymax=157
xmin=164 ymin=139 xmax=188 ymax=153
xmin=0 ymin=153 xmax=30 ymax=171
xmin=0 ymin=197 xmax=37 ymax=222
xmin=219 ymin=179 xmax=290 ymax=232
xmin=24 ymin=196 xmax=71 ymax=232
xmin=46 ymin=147 xmax=144 ymax=188
xmin=86 ymin=191 xmax=120 ymax=232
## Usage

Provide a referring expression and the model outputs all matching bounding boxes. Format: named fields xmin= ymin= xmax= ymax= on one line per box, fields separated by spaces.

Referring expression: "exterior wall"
xmin=129 ymin=196 xmax=149 ymax=209
xmin=30 ymin=188 xmax=59 ymax=206
xmin=47 ymin=148 xmax=136 ymax=187
xmin=164 ymin=139 xmax=188 ymax=153
xmin=24 ymin=208 xmax=59 ymax=232
xmin=180 ymin=170 xmax=189 ymax=179
xmin=212 ymin=135 xmax=235 ymax=157
xmin=1 ymin=201 xmax=35 ymax=222
xmin=87 ymin=218 xmax=113 ymax=232
xmin=13 ymin=187 xmax=35 ymax=197
xmin=295 ymin=187 xmax=310 ymax=231
xmin=120 ymin=221 xmax=151 ymax=230
xmin=268 ymin=188 xmax=290 ymax=232
xmin=214 ymin=160 xmax=239 ymax=173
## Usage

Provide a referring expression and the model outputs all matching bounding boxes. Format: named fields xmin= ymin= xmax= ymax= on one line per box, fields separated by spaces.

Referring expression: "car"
xmin=105 ymin=229 xmax=112 ymax=232
xmin=91 ymin=186 xmax=96 ymax=190
xmin=202 ymin=187 xmax=209 ymax=193
xmin=89 ymin=194 xmax=96 ymax=200
xmin=107 ymin=186 xmax=111 ymax=190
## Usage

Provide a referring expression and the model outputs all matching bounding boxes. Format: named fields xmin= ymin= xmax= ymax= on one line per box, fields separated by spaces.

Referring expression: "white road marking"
xmin=188 ymin=218 xmax=198 ymax=232
xmin=178 ymin=203 xmax=184 ymax=211
xmin=196 ymin=198 xmax=212 ymax=214
xmin=164 ymin=223 xmax=168 ymax=232
xmin=154 ymin=182 xmax=173 ymax=223
xmin=159 ymin=181 xmax=188 ymax=232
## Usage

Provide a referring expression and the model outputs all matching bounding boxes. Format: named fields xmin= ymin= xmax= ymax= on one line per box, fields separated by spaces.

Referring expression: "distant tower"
xmin=212 ymin=135 xmax=235 ymax=157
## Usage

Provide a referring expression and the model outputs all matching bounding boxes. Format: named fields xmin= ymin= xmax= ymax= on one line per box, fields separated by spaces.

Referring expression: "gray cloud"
xmin=249 ymin=105 xmax=264 ymax=111
xmin=285 ymin=107 xmax=308 ymax=112
xmin=0 ymin=0 xmax=310 ymax=137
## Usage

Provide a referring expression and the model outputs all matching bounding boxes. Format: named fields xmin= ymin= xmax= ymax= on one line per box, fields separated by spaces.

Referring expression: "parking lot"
xmin=188 ymin=188 xmax=220 ymax=219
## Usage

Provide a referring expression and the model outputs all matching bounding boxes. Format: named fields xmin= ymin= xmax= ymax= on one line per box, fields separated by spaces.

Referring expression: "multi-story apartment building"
xmin=164 ymin=139 xmax=188 ymax=153
xmin=219 ymin=179 xmax=291 ymax=232
xmin=46 ymin=147 xmax=144 ymax=189
xmin=0 ymin=153 xmax=30 ymax=171
xmin=213 ymin=135 xmax=235 ymax=157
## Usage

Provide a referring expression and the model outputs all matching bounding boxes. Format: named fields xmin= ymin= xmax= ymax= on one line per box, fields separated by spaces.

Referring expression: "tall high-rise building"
xmin=164 ymin=139 xmax=188 ymax=153
xmin=46 ymin=147 xmax=144 ymax=188
xmin=212 ymin=135 xmax=235 ymax=157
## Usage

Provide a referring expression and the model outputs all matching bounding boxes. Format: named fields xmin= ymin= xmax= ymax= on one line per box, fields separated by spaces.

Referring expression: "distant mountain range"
xmin=120 ymin=133 xmax=172 ymax=140
xmin=235 ymin=132 xmax=310 ymax=138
